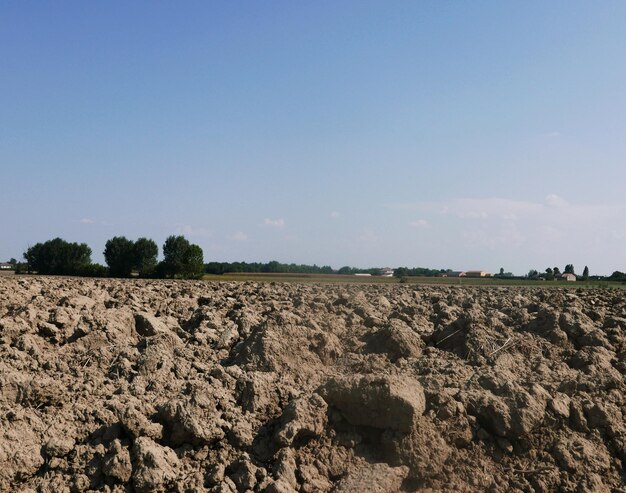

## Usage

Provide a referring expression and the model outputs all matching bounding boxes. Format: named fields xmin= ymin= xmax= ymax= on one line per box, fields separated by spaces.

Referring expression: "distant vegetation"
xmin=23 ymin=238 xmax=93 ymax=276
xmin=608 ymin=271 xmax=626 ymax=282
xmin=392 ymin=267 xmax=446 ymax=278
xmin=8 ymin=239 xmax=625 ymax=284
xmin=21 ymin=235 xmax=204 ymax=279
xmin=204 ymin=262 xmax=379 ymax=275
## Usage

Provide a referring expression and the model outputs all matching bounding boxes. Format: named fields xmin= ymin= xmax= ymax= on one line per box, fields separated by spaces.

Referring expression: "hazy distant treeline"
xmin=204 ymin=262 xmax=388 ymax=276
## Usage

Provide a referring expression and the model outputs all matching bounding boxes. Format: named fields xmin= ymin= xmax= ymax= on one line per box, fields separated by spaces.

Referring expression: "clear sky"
xmin=1 ymin=2 xmax=625 ymax=275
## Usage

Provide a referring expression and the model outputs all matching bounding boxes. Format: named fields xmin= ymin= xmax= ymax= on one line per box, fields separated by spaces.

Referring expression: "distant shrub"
xmin=79 ymin=263 xmax=109 ymax=278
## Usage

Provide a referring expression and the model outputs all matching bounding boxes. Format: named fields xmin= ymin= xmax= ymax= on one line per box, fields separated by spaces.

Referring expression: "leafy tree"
xmin=133 ymin=237 xmax=158 ymax=277
xmin=545 ymin=267 xmax=554 ymax=281
xmin=24 ymin=238 xmax=92 ymax=275
xmin=394 ymin=267 xmax=409 ymax=278
xmin=608 ymin=271 xmax=626 ymax=282
xmin=104 ymin=236 xmax=135 ymax=277
xmin=9 ymin=258 xmax=17 ymax=266
xmin=564 ymin=264 xmax=575 ymax=274
xmin=161 ymin=235 xmax=189 ymax=277
xmin=499 ymin=267 xmax=504 ymax=276
xmin=262 ymin=260 xmax=281 ymax=273
xmin=159 ymin=235 xmax=204 ymax=279
xmin=181 ymin=244 xmax=204 ymax=279
xmin=527 ymin=269 xmax=539 ymax=279
xmin=582 ymin=266 xmax=589 ymax=280
xmin=553 ymin=267 xmax=561 ymax=277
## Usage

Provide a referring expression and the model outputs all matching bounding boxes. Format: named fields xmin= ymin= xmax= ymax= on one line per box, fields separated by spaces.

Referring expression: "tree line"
xmin=21 ymin=235 xmax=204 ymax=279
xmin=10 ymin=240 xmax=626 ymax=282
xmin=206 ymin=263 xmax=399 ymax=276
xmin=392 ymin=267 xmax=447 ymax=278
xmin=205 ymin=261 xmax=335 ymax=275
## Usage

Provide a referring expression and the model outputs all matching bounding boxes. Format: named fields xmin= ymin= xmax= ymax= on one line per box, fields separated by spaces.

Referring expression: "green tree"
xmin=24 ymin=238 xmax=92 ymax=275
xmin=564 ymin=264 xmax=575 ymax=274
xmin=545 ymin=267 xmax=554 ymax=280
xmin=608 ymin=271 xmax=626 ymax=282
xmin=181 ymin=244 xmax=204 ymax=279
xmin=553 ymin=266 xmax=561 ymax=277
xmin=159 ymin=235 xmax=205 ymax=279
xmin=582 ymin=266 xmax=589 ymax=280
xmin=499 ymin=267 xmax=504 ymax=276
xmin=393 ymin=267 xmax=409 ymax=278
xmin=133 ymin=237 xmax=158 ymax=277
xmin=104 ymin=236 xmax=135 ymax=278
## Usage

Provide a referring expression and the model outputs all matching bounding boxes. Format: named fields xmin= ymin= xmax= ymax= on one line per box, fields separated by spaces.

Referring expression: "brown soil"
xmin=1 ymin=277 xmax=625 ymax=492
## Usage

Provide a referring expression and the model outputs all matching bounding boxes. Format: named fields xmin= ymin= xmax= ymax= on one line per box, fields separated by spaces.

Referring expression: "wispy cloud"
xmin=230 ymin=231 xmax=248 ymax=241
xmin=545 ymin=194 xmax=568 ymax=208
xmin=176 ymin=225 xmax=212 ymax=238
xmin=261 ymin=218 xmax=285 ymax=229
xmin=79 ymin=218 xmax=95 ymax=224
xmin=384 ymin=195 xmax=626 ymax=272
xmin=409 ymin=219 xmax=430 ymax=229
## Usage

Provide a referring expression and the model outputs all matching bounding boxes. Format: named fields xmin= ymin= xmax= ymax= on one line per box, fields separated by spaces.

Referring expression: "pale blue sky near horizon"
xmin=1 ymin=2 xmax=625 ymax=275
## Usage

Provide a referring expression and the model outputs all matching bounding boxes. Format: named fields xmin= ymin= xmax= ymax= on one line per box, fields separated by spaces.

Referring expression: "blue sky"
xmin=1 ymin=2 xmax=625 ymax=274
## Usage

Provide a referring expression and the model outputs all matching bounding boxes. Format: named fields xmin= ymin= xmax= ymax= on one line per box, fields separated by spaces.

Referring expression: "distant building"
xmin=465 ymin=271 xmax=491 ymax=278
xmin=561 ymin=273 xmax=577 ymax=282
xmin=0 ymin=262 xmax=14 ymax=270
xmin=380 ymin=268 xmax=395 ymax=277
xmin=444 ymin=271 xmax=466 ymax=278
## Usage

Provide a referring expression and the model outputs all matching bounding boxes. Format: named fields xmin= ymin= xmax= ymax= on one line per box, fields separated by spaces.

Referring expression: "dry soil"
xmin=0 ymin=277 xmax=625 ymax=492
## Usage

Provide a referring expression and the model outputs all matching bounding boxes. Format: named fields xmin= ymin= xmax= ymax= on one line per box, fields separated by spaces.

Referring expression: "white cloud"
xmin=176 ymin=225 xmax=212 ymax=238
xmin=261 ymin=218 xmax=285 ymax=229
xmin=79 ymin=218 xmax=95 ymax=224
xmin=544 ymin=194 xmax=568 ymax=208
xmin=330 ymin=211 xmax=340 ymax=219
xmin=385 ymin=195 xmax=626 ymax=273
xmin=409 ymin=219 xmax=430 ymax=229
xmin=231 ymin=231 xmax=248 ymax=241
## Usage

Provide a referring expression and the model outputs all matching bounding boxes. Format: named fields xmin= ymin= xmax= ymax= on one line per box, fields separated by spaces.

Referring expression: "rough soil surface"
xmin=1 ymin=277 xmax=625 ymax=492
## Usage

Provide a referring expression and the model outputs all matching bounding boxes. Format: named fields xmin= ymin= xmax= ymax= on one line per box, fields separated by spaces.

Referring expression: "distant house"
xmin=380 ymin=268 xmax=395 ymax=277
xmin=465 ymin=271 xmax=491 ymax=278
xmin=0 ymin=262 xmax=14 ymax=270
xmin=561 ymin=273 xmax=577 ymax=282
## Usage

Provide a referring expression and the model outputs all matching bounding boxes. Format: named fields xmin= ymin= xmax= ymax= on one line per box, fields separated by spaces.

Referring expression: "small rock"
xmin=132 ymin=437 xmax=180 ymax=493
xmin=549 ymin=393 xmax=571 ymax=419
xmin=275 ymin=393 xmax=328 ymax=447
xmin=319 ymin=374 xmax=425 ymax=432
xmin=44 ymin=436 xmax=75 ymax=458
xmin=333 ymin=463 xmax=408 ymax=493
xmin=134 ymin=312 xmax=168 ymax=337
xmin=102 ymin=440 xmax=132 ymax=483
xmin=119 ymin=406 xmax=163 ymax=440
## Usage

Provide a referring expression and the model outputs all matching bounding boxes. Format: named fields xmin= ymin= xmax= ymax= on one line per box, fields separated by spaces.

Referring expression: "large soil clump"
xmin=1 ymin=277 xmax=625 ymax=492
